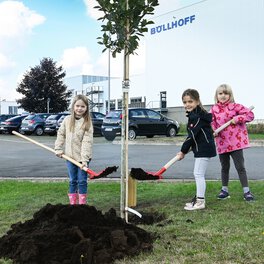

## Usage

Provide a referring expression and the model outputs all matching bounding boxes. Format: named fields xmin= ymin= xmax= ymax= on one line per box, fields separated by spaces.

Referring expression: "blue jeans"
xmin=66 ymin=161 xmax=88 ymax=194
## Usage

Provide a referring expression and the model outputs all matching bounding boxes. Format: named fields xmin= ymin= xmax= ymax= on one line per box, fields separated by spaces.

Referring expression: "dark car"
xmin=44 ymin=113 xmax=69 ymax=136
xmin=55 ymin=112 xmax=105 ymax=136
xmin=0 ymin=114 xmax=17 ymax=123
xmin=91 ymin=111 xmax=105 ymax=136
xmin=55 ymin=114 xmax=69 ymax=132
xmin=0 ymin=114 xmax=18 ymax=134
xmin=20 ymin=113 xmax=51 ymax=136
xmin=0 ymin=115 xmax=28 ymax=134
xmin=101 ymin=108 xmax=180 ymax=141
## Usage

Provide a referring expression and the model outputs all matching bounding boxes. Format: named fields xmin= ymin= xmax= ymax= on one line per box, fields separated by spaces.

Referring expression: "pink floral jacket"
xmin=210 ymin=102 xmax=254 ymax=154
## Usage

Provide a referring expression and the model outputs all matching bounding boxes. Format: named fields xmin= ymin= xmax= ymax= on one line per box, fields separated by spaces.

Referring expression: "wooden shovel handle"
xmin=12 ymin=131 xmax=84 ymax=170
xmin=214 ymin=105 xmax=254 ymax=134
xmin=164 ymin=155 xmax=180 ymax=170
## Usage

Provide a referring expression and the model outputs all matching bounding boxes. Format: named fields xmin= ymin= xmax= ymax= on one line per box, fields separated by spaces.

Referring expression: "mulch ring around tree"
xmin=0 ymin=203 xmax=163 ymax=264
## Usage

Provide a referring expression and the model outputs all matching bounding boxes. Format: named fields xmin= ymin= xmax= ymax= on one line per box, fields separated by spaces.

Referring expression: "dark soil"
xmin=129 ymin=212 xmax=166 ymax=225
xmin=91 ymin=166 xmax=118 ymax=179
xmin=0 ymin=204 xmax=154 ymax=264
xmin=130 ymin=168 xmax=160 ymax=180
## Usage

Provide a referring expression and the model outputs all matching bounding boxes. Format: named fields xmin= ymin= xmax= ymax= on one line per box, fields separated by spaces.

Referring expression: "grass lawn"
xmin=0 ymin=180 xmax=263 ymax=264
xmin=249 ymin=134 xmax=264 ymax=140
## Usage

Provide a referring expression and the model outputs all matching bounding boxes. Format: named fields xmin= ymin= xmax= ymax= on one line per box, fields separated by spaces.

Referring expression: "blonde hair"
xmin=70 ymin=94 xmax=92 ymax=132
xmin=214 ymin=84 xmax=235 ymax=103
xmin=182 ymin=88 xmax=207 ymax=112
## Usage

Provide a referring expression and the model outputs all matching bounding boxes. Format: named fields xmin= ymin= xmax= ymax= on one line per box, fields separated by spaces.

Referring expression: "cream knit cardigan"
xmin=54 ymin=115 xmax=93 ymax=163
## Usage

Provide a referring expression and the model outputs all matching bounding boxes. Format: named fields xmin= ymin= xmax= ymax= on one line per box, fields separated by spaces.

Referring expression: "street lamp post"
xmin=108 ymin=43 xmax=111 ymax=114
xmin=47 ymin=98 xmax=50 ymax=113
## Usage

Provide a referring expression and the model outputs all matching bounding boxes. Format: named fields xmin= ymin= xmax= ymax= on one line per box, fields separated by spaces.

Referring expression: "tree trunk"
xmin=120 ymin=0 xmax=130 ymax=221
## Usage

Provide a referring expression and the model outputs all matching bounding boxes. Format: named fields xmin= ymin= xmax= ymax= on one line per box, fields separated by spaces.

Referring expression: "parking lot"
xmin=0 ymin=134 xmax=113 ymax=178
xmin=0 ymin=134 xmax=264 ymax=180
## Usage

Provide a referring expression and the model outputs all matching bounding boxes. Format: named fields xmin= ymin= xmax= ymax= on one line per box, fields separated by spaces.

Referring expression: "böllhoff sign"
xmin=150 ymin=15 xmax=196 ymax=35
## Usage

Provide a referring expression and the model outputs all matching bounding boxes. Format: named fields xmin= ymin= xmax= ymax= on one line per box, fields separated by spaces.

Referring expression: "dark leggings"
xmin=219 ymin=149 xmax=248 ymax=188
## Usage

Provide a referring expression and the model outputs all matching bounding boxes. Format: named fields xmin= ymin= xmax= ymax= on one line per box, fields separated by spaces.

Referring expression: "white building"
xmin=144 ymin=0 xmax=263 ymax=119
xmin=65 ymin=0 xmax=263 ymax=119
xmin=64 ymin=75 xmax=110 ymax=113
xmin=0 ymin=100 xmax=24 ymax=115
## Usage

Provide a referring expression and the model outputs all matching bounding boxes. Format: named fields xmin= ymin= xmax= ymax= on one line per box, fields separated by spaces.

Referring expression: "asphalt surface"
xmin=0 ymin=134 xmax=263 ymax=181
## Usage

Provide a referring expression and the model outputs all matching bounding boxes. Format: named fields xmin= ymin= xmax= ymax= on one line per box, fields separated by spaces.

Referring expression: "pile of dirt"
xmin=0 ymin=203 xmax=154 ymax=264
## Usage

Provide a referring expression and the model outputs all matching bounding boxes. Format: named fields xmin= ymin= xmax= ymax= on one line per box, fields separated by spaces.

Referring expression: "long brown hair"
xmin=69 ymin=94 xmax=92 ymax=132
xmin=182 ymin=89 xmax=207 ymax=112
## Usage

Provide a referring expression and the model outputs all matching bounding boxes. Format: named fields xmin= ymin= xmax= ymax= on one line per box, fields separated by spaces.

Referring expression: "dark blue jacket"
xmin=181 ymin=106 xmax=216 ymax=158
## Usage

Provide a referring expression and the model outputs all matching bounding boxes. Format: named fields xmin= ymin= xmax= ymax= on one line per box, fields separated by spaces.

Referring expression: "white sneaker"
xmin=184 ymin=198 xmax=205 ymax=211
xmin=185 ymin=196 xmax=196 ymax=207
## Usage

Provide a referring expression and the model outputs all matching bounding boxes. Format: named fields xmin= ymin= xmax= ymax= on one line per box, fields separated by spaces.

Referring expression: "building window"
xmin=117 ymin=99 xmax=122 ymax=109
xmin=106 ymin=100 xmax=116 ymax=111
xmin=8 ymin=106 xmax=18 ymax=115
xmin=129 ymin=97 xmax=145 ymax=108
xmin=130 ymin=97 xmax=142 ymax=103
xmin=110 ymin=100 xmax=115 ymax=110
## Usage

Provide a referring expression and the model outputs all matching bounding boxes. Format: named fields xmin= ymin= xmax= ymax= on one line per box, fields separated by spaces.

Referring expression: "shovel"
xmin=214 ymin=105 xmax=254 ymax=134
xmin=130 ymin=105 xmax=254 ymax=181
xmin=130 ymin=155 xmax=180 ymax=180
xmin=12 ymin=131 xmax=118 ymax=179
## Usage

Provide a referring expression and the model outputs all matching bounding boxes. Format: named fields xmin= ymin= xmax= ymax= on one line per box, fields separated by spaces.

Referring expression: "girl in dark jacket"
xmin=177 ymin=89 xmax=216 ymax=210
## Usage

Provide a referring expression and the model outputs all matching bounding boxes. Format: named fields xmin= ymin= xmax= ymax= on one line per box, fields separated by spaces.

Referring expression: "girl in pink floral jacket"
xmin=210 ymin=84 xmax=254 ymax=201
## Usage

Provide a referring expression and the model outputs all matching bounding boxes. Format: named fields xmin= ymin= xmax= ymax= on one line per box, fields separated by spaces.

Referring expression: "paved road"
xmin=0 ymin=134 xmax=263 ymax=180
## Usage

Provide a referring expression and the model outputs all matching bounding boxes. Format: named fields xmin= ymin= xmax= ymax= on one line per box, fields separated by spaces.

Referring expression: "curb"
xmin=250 ymin=140 xmax=264 ymax=147
xmin=1 ymin=177 xmax=263 ymax=182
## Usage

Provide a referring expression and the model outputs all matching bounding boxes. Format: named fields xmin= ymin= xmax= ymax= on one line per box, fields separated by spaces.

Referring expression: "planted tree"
xmin=95 ymin=0 xmax=159 ymax=220
xmin=16 ymin=57 xmax=72 ymax=113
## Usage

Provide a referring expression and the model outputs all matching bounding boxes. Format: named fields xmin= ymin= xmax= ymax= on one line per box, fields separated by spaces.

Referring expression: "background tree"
xmin=95 ymin=0 xmax=159 ymax=220
xmin=16 ymin=57 xmax=72 ymax=113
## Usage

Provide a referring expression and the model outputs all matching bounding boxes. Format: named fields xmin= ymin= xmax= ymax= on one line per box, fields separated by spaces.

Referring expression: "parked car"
xmin=44 ymin=113 xmax=69 ymax=136
xmin=55 ymin=114 xmax=70 ymax=132
xmin=91 ymin=111 xmax=105 ymax=136
xmin=0 ymin=114 xmax=18 ymax=134
xmin=0 ymin=114 xmax=17 ymax=123
xmin=20 ymin=113 xmax=51 ymax=136
xmin=101 ymin=108 xmax=180 ymax=141
xmin=55 ymin=112 xmax=105 ymax=136
xmin=0 ymin=115 xmax=28 ymax=134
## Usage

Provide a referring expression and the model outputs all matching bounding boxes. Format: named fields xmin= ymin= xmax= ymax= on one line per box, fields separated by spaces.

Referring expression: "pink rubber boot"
xmin=68 ymin=193 xmax=78 ymax=205
xmin=79 ymin=194 xmax=87 ymax=205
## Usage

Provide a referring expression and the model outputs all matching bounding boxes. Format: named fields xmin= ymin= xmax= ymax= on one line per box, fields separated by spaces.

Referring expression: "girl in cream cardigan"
xmin=55 ymin=95 xmax=93 ymax=205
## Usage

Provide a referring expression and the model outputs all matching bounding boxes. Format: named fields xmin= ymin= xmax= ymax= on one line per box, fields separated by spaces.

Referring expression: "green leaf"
xmin=97 ymin=0 xmax=159 ymax=56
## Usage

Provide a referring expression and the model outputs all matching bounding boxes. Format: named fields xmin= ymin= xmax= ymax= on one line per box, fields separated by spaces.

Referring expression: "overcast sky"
xmin=0 ymin=0 xmax=199 ymax=101
xmin=144 ymin=0 xmax=263 ymax=119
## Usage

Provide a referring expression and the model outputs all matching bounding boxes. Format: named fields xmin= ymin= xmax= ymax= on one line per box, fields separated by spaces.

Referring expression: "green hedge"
xmin=179 ymin=123 xmax=264 ymax=134
xmin=247 ymin=123 xmax=264 ymax=134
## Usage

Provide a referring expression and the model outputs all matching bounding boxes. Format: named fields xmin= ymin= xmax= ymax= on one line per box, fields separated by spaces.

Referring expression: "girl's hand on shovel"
xmin=81 ymin=161 xmax=88 ymax=169
xmin=177 ymin=152 xmax=185 ymax=160
xmin=55 ymin=151 xmax=64 ymax=158
xmin=230 ymin=118 xmax=236 ymax=124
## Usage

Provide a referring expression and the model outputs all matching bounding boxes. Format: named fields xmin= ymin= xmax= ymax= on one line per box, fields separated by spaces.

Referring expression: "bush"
xmin=179 ymin=123 xmax=187 ymax=134
xmin=247 ymin=123 xmax=264 ymax=134
xmin=180 ymin=123 xmax=264 ymax=134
